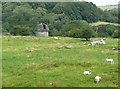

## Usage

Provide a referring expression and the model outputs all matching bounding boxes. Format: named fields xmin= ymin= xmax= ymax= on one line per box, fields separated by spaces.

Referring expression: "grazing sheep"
xmin=90 ymin=41 xmax=97 ymax=46
xmin=106 ymin=58 xmax=114 ymax=63
xmin=90 ymin=39 xmax=106 ymax=46
xmin=94 ymin=76 xmax=101 ymax=83
xmin=112 ymin=47 xmax=120 ymax=50
xmin=112 ymin=48 xmax=116 ymax=50
xmin=83 ymin=71 xmax=91 ymax=75
xmin=99 ymin=39 xmax=106 ymax=44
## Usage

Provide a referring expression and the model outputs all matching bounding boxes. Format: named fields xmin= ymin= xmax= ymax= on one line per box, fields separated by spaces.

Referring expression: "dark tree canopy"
xmin=2 ymin=2 xmax=118 ymax=38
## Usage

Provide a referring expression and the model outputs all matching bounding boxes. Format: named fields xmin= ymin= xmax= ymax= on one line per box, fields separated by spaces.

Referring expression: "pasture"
xmin=98 ymin=5 xmax=118 ymax=11
xmin=2 ymin=36 xmax=118 ymax=87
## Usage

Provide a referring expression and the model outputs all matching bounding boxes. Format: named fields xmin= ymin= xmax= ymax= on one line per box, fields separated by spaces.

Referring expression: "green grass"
xmin=2 ymin=36 xmax=118 ymax=87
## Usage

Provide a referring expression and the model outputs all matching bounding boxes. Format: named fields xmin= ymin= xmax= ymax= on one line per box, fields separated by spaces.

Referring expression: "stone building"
xmin=36 ymin=23 xmax=49 ymax=37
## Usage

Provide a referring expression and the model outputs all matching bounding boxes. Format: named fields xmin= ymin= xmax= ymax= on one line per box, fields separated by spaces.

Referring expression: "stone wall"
xmin=36 ymin=32 xmax=49 ymax=37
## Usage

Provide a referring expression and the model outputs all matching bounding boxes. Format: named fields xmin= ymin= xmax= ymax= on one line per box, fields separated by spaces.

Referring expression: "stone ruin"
xmin=36 ymin=23 xmax=49 ymax=37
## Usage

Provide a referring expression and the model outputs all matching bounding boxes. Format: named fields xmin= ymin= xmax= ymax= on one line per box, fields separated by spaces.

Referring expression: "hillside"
xmin=98 ymin=5 xmax=118 ymax=11
xmin=2 ymin=2 xmax=118 ymax=36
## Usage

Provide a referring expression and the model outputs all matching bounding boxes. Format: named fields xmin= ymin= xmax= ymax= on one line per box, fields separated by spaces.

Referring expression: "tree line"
xmin=2 ymin=2 xmax=119 ymax=40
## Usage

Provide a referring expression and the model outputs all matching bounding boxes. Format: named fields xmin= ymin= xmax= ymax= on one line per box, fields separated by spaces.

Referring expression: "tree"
xmin=60 ymin=20 xmax=94 ymax=40
xmin=10 ymin=25 xmax=31 ymax=36
xmin=96 ymin=24 xmax=117 ymax=37
xmin=112 ymin=26 xmax=120 ymax=38
xmin=80 ymin=25 xmax=93 ymax=41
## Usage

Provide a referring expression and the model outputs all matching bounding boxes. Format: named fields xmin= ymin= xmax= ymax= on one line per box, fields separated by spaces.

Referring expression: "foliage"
xmin=102 ymin=9 xmax=118 ymax=23
xmin=10 ymin=25 xmax=31 ymax=36
xmin=112 ymin=26 xmax=120 ymax=38
xmin=94 ymin=25 xmax=118 ymax=37
xmin=60 ymin=20 xmax=93 ymax=40
xmin=2 ymin=2 xmax=118 ymax=37
xmin=79 ymin=25 xmax=93 ymax=40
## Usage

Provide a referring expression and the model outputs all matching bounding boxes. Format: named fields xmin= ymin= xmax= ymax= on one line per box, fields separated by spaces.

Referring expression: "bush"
xmin=10 ymin=25 xmax=31 ymax=36
xmin=95 ymin=24 xmax=117 ymax=37
xmin=112 ymin=26 xmax=120 ymax=38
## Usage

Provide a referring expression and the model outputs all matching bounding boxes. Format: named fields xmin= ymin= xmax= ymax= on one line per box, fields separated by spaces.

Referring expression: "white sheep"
xmin=99 ymin=39 xmax=106 ymax=44
xmin=106 ymin=58 xmax=114 ymax=63
xmin=94 ymin=76 xmax=101 ymax=83
xmin=90 ymin=41 xmax=97 ymax=46
xmin=90 ymin=39 xmax=106 ymax=46
xmin=83 ymin=71 xmax=91 ymax=75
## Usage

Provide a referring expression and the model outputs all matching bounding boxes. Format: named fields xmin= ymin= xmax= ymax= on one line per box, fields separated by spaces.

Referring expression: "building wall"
xmin=36 ymin=32 xmax=49 ymax=37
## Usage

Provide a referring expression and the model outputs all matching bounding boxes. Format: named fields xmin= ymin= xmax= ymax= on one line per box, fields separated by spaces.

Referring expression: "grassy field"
xmin=98 ymin=5 xmax=118 ymax=11
xmin=90 ymin=21 xmax=119 ymax=26
xmin=2 ymin=36 xmax=118 ymax=87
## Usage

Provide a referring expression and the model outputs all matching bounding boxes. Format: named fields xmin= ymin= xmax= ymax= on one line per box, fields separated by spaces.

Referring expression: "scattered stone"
xmin=54 ymin=37 xmax=59 ymax=40
xmin=65 ymin=45 xmax=75 ymax=49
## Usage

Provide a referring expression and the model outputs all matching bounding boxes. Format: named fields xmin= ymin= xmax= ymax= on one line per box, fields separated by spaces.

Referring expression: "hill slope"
xmin=98 ymin=5 xmax=118 ymax=10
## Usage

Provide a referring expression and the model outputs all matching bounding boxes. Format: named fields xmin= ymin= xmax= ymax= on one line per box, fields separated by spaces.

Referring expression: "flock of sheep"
xmin=83 ymin=57 xmax=113 ymax=83
xmin=84 ymin=38 xmax=114 ymax=83
xmin=26 ymin=37 xmax=114 ymax=84
xmin=90 ymin=38 xmax=106 ymax=46
xmin=52 ymin=37 xmax=115 ymax=84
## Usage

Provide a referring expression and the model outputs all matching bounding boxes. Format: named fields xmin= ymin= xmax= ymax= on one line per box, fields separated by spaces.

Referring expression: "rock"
xmin=54 ymin=37 xmax=59 ymax=40
xmin=65 ymin=45 xmax=74 ymax=49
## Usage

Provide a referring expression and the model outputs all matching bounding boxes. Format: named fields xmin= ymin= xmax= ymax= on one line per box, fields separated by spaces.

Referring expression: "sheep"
xmin=99 ymin=39 xmax=106 ymax=44
xmin=90 ymin=41 xmax=97 ymax=46
xmin=90 ymin=39 xmax=106 ymax=46
xmin=83 ymin=71 xmax=91 ymax=75
xmin=94 ymin=76 xmax=101 ymax=83
xmin=112 ymin=47 xmax=120 ymax=50
xmin=106 ymin=58 xmax=114 ymax=63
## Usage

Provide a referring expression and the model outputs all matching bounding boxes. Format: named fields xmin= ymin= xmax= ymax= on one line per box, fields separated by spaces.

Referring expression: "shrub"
xmin=10 ymin=25 xmax=31 ymax=36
